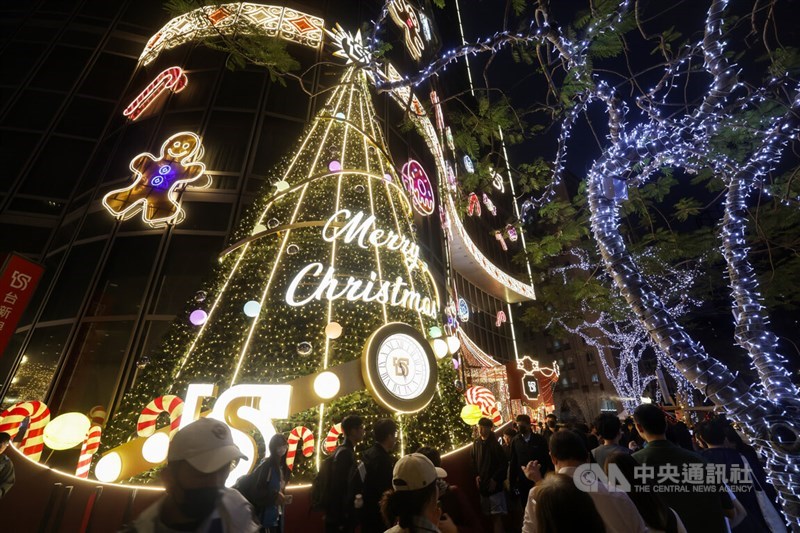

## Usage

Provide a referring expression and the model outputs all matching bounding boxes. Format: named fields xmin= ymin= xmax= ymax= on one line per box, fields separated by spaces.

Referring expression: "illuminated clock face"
xmin=362 ymin=323 xmax=438 ymax=413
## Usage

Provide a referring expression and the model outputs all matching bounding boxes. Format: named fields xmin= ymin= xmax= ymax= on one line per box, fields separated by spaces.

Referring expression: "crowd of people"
xmin=112 ymin=406 xmax=785 ymax=533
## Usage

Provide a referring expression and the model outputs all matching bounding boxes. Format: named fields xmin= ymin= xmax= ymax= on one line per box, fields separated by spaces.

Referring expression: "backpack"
xmin=310 ymin=446 xmax=344 ymax=512
xmin=233 ymin=460 xmax=272 ymax=508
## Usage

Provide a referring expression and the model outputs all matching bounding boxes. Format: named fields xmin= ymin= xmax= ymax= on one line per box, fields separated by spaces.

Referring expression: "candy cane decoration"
xmin=489 ymin=406 xmax=503 ymax=426
xmin=137 ymin=395 xmax=184 ymax=438
xmin=482 ymin=193 xmax=497 ymax=216
xmin=467 ymin=193 xmax=481 ymax=216
xmin=0 ymin=401 xmax=51 ymax=461
xmin=88 ymin=405 xmax=108 ymax=426
xmin=495 ymin=232 xmax=507 ymax=251
xmin=123 ymin=66 xmax=188 ymax=121
xmin=286 ymin=426 xmax=315 ymax=470
xmin=496 ymin=310 xmax=507 ymax=327
xmin=75 ymin=425 xmax=102 ymax=479
xmin=323 ymin=423 xmax=343 ymax=454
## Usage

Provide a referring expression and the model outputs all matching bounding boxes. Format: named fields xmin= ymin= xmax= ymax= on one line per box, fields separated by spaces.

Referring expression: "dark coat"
xmin=358 ymin=443 xmax=395 ymax=533
xmin=508 ymin=432 xmax=552 ymax=495
xmin=471 ymin=437 xmax=507 ymax=496
xmin=0 ymin=455 xmax=13 ymax=498
xmin=326 ymin=442 xmax=357 ymax=529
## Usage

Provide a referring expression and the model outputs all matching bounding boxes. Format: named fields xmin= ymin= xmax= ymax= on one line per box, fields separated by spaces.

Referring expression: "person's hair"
xmin=594 ymin=413 xmax=622 ymax=441
xmin=516 ymin=414 xmax=531 ymax=425
xmin=380 ymin=483 xmax=437 ymax=531
xmin=605 ymin=452 xmax=671 ymax=530
xmin=666 ymin=421 xmax=694 ymax=450
xmin=534 ymin=474 xmax=605 ymax=533
xmin=341 ymin=414 xmax=363 ymax=436
xmin=633 ymin=404 xmax=667 ymax=435
xmin=722 ymin=424 xmax=747 ymax=453
xmin=374 ymin=418 xmax=398 ymax=443
xmin=549 ymin=429 xmax=588 ymax=462
xmin=503 ymin=427 xmax=518 ymax=438
xmin=478 ymin=417 xmax=494 ymax=428
xmin=696 ymin=419 xmax=726 ymax=446
xmin=546 ymin=414 xmax=558 ymax=421
xmin=268 ymin=433 xmax=288 ymax=458
xmin=414 ymin=446 xmax=441 ymax=467
xmin=0 ymin=432 xmax=10 ymax=444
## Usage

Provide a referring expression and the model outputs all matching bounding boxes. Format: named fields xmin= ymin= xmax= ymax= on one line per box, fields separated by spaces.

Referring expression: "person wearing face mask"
xmin=542 ymin=414 xmax=558 ymax=443
xmin=120 ymin=418 xmax=261 ymax=533
xmin=256 ymin=434 xmax=292 ymax=532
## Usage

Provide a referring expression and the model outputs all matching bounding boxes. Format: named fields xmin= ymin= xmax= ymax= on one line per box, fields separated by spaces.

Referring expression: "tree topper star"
xmin=326 ymin=23 xmax=372 ymax=66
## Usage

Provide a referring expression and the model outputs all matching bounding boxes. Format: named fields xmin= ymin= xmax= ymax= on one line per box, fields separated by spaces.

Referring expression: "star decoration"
xmin=325 ymin=23 xmax=372 ymax=66
xmin=516 ymin=355 xmax=540 ymax=375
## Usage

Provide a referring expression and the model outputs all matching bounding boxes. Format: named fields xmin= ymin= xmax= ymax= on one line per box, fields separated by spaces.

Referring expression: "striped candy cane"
xmin=489 ymin=406 xmax=503 ymax=426
xmin=0 ymin=401 xmax=51 ymax=461
xmin=137 ymin=395 xmax=184 ymax=437
xmin=286 ymin=426 xmax=315 ymax=470
xmin=75 ymin=425 xmax=102 ymax=479
xmin=323 ymin=423 xmax=342 ymax=454
xmin=88 ymin=405 xmax=108 ymax=426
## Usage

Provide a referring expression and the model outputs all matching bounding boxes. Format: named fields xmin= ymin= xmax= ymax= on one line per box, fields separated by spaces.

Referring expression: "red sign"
xmin=0 ymin=254 xmax=44 ymax=358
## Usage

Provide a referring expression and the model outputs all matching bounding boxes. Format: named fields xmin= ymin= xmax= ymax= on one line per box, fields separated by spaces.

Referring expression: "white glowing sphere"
xmin=325 ymin=322 xmax=343 ymax=339
xmin=95 ymin=452 xmax=122 ymax=482
xmin=274 ymin=180 xmax=290 ymax=191
xmin=43 ymin=412 xmax=91 ymax=450
xmin=314 ymin=371 xmax=341 ymax=399
xmin=446 ymin=336 xmax=461 ymax=354
xmin=432 ymin=338 xmax=449 ymax=359
xmin=141 ymin=432 xmax=170 ymax=464
xmin=251 ymin=224 xmax=266 ymax=235
xmin=243 ymin=300 xmax=261 ymax=318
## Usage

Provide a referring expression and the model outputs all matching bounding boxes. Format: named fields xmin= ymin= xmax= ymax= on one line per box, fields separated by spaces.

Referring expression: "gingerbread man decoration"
xmin=102 ymin=132 xmax=208 ymax=227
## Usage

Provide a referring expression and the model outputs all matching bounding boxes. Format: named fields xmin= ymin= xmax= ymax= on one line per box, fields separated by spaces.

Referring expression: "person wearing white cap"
xmin=120 ymin=418 xmax=261 ymax=533
xmin=380 ymin=453 xmax=457 ymax=533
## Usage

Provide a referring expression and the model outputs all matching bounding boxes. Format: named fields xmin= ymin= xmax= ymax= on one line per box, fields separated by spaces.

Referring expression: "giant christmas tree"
xmin=104 ymin=63 xmax=469 ymax=481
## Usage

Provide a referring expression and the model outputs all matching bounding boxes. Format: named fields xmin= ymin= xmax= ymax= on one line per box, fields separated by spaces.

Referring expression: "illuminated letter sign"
xmin=102 ymin=132 xmax=208 ymax=228
xmin=522 ymin=375 xmax=539 ymax=400
xmin=123 ymin=66 xmax=188 ymax=121
xmin=387 ymin=0 xmax=425 ymax=60
xmin=400 ymin=160 xmax=435 ymax=216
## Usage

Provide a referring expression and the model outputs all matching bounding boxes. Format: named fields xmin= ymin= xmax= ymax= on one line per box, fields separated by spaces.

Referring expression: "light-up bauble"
xmin=432 ymin=338 xmax=448 ymax=359
xmin=400 ymin=160 xmax=435 ymax=216
xmin=446 ymin=336 xmax=461 ymax=354
xmin=243 ymin=301 xmax=261 ymax=317
xmin=458 ymin=298 xmax=470 ymax=322
xmin=42 ymin=412 xmax=91 ymax=450
xmin=328 ymin=160 xmax=342 ymax=172
xmin=335 ymin=112 xmax=346 ymax=120
xmin=189 ymin=309 xmax=208 ymax=326
xmin=252 ymin=224 xmax=266 ymax=235
xmin=95 ymin=452 xmax=122 ymax=482
xmin=297 ymin=342 xmax=312 ymax=355
xmin=313 ymin=371 xmax=341 ymax=399
xmin=452 ymin=357 xmax=459 ymax=370
xmin=141 ymin=432 xmax=170 ymax=464
xmin=428 ymin=326 xmax=443 ymax=338
xmin=462 ymin=155 xmax=474 ymax=173
xmin=325 ymin=322 xmax=343 ymax=339
xmin=101 ymin=132 xmax=207 ymax=228
xmin=460 ymin=404 xmax=483 ymax=426
xmin=362 ymin=323 xmax=438 ymax=413
xmin=274 ymin=180 xmax=290 ymax=191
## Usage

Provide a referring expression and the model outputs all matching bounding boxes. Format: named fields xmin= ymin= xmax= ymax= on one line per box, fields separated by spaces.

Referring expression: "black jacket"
xmin=359 ymin=443 xmax=395 ymax=533
xmin=0 ymin=455 xmax=13 ymax=499
xmin=471 ymin=437 xmax=507 ymax=496
xmin=508 ymin=432 xmax=552 ymax=494
xmin=327 ymin=441 xmax=357 ymax=528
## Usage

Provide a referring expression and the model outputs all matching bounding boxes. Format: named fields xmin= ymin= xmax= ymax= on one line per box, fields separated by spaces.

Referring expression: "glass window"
xmin=0 ymin=42 xmax=48 ymax=85
xmin=178 ymin=201 xmax=232 ymax=231
xmin=0 ymin=131 xmax=40 ymax=193
xmin=78 ymin=52 xmax=136 ymax=99
xmin=0 ymin=223 xmax=51 ymax=254
xmin=591 ymin=373 xmax=600 ymax=383
xmin=185 ymin=46 xmax=222 ymax=70
xmin=266 ymin=80 xmax=309 ymax=119
xmin=2 ymin=324 xmax=73 ymax=407
xmin=157 ymin=110 xmax=203 ymax=141
xmin=202 ymin=111 xmax=254 ymax=172
xmin=21 ymin=136 xmax=94 ymax=198
xmin=103 ymin=122 xmax=157 ymax=183
xmin=56 ymin=96 xmax=114 ymax=138
xmin=77 ymin=209 xmax=115 ymax=239
xmin=57 ymin=320 xmax=133 ymax=413
xmin=0 ymin=332 xmax=26 ymax=397
xmin=120 ymin=0 xmax=167 ymax=31
xmin=251 ymin=117 xmax=303 ymax=175
xmin=7 ymin=196 xmax=65 ymax=216
xmin=215 ymin=69 xmax=264 ymax=110
xmin=87 ymin=235 xmax=159 ymax=316
xmin=2 ymin=89 xmax=62 ymax=131
xmin=62 ymin=26 xmax=103 ymax=48
xmin=152 ymin=235 xmax=224 ymax=314
xmin=40 ymin=241 xmax=104 ymax=321
xmin=30 ymin=46 xmax=92 ymax=91
xmin=167 ymin=69 xmax=217 ymax=109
